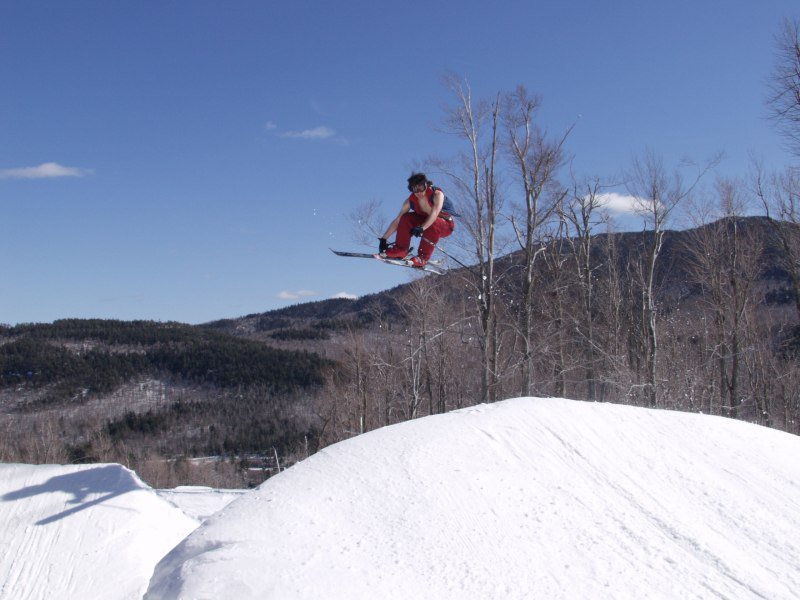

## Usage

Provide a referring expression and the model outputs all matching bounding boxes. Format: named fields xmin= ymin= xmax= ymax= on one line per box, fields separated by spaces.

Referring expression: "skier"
xmin=378 ymin=172 xmax=455 ymax=267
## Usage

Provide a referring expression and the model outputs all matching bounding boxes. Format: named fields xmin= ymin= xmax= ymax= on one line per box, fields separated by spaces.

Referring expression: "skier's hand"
xmin=411 ymin=226 xmax=424 ymax=238
xmin=379 ymin=238 xmax=389 ymax=253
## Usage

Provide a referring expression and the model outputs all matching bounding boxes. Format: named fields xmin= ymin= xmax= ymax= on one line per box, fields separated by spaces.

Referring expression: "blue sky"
xmin=1 ymin=0 xmax=797 ymax=325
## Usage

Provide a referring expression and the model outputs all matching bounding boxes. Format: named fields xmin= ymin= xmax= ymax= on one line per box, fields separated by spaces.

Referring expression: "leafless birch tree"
xmin=503 ymin=86 xmax=570 ymax=396
xmin=626 ymin=150 xmax=716 ymax=406
xmin=437 ymin=76 xmax=503 ymax=403
xmin=682 ymin=179 xmax=761 ymax=418
xmin=561 ymin=177 xmax=612 ymax=400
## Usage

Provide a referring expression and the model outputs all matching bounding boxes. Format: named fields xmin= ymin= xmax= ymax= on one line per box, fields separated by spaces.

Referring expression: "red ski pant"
xmin=394 ymin=213 xmax=455 ymax=260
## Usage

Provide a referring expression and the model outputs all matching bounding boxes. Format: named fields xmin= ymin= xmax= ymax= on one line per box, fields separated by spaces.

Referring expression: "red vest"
xmin=408 ymin=187 xmax=451 ymax=218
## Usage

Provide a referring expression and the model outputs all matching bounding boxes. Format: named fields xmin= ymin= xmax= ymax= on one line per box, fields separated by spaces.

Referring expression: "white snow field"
xmin=144 ymin=397 xmax=800 ymax=600
xmin=3 ymin=397 xmax=800 ymax=599
xmin=0 ymin=463 xmax=198 ymax=600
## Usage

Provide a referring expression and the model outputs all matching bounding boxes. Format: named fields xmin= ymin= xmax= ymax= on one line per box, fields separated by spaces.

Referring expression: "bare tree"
xmin=503 ymin=86 xmax=571 ymax=396
xmin=755 ymin=164 xmax=800 ymax=321
xmin=766 ymin=17 xmax=800 ymax=157
xmin=593 ymin=225 xmax=633 ymax=401
xmin=682 ymin=179 xmax=762 ymax=418
xmin=537 ymin=221 xmax=572 ymax=397
xmin=330 ymin=326 xmax=387 ymax=436
xmin=437 ymin=76 xmax=503 ymax=403
xmin=561 ymin=177 xmax=613 ymax=400
xmin=349 ymin=199 xmax=390 ymax=248
xmin=398 ymin=276 xmax=465 ymax=417
xmin=626 ymin=150 xmax=716 ymax=406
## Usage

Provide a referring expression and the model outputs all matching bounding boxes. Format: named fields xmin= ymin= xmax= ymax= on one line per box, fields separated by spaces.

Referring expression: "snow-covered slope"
xmin=156 ymin=486 xmax=246 ymax=521
xmin=145 ymin=397 xmax=800 ymax=599
xmin=3 ymin=398 xmax=799 ymax=599
xmin=0 ymin=463 xmax=197 ymax=600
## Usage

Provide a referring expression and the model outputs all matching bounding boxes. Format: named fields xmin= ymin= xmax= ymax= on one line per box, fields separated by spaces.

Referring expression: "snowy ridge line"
xmin=144 ymin=397 xmax=800 ymax=600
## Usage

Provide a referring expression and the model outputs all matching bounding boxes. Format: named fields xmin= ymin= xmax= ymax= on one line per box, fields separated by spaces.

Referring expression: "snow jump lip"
xmin=1 ymin=463 xmax=197 ymax=600
xmin=144 ymin=397 xmax=800 ymax=600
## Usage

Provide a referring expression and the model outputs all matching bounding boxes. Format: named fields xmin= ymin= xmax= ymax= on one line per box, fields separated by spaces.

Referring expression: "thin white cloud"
xmin=0 ymin=162 xmax=93 ymax=180
xmin=264 ymin=121 xmax=278 ymax=131
xmin=279 ymin=126 xmax=336 ymax=140
xmin=278 ymin=290 xmax=318 ymax=300
xmin=596 ymin=193 xmax=645 ymax=216
xmin=331 ymin=292 xmax=358 ymax=300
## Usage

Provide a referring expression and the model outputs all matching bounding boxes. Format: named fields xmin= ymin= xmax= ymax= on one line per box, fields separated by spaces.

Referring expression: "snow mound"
xmin=146 ymin=397 xmax=800 ymax=599
xmin=0 ymin=463 xmax=197 ymax=600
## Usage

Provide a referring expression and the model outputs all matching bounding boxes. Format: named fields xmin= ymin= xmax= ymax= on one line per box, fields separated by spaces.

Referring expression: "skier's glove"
xmin=379 ymin=238 xmax=389 ymax=253
xmin=411 ymin=226 xmax=424 ymax=238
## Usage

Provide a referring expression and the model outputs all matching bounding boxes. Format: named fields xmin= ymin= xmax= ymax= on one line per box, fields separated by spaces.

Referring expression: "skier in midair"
xmin=378 ymin=172 xmax=455 ymax=267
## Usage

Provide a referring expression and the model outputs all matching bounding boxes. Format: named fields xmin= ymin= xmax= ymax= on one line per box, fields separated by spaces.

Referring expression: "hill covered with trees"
xmin=2 ymin=217 xmax=800 ymax=488
xmin=0 ymin=320 xmax=332 ymax=486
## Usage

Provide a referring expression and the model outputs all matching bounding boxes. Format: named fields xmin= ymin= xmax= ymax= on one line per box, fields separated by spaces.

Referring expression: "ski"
xmin=330 ymin=249 xmax=444 ymax=266
xmin=330 ymin=249 xmax=445 ymax=275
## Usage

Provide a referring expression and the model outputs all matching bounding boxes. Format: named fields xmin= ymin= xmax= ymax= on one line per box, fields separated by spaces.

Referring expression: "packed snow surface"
xmin=0 ymin=463 xmax=197 ymax=600
xmin=156 ymin=486 xmax=246 ymax=521
xmin=3 ymin=398 xmax=799 ymax=599
xmin=145 ymin=397 xmax=800 ymax=599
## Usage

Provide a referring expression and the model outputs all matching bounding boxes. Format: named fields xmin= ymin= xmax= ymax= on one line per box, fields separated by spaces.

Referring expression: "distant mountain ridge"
xmin=0 ymin=319 xmax=332 ymax=485
xmin=1 ymin=216 xmax=797 ymax=488
xmin=210 ymin=215 xmax=796 ymax=337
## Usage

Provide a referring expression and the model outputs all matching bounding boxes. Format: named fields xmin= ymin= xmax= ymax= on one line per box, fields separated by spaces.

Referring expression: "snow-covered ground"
xmin=3 ymin=397 xmax=800 ymax=599
xmin=0 ymin=463 xmax=198 ymax=600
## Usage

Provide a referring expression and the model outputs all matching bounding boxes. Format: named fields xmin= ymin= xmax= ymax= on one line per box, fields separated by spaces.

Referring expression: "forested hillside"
xmin=236 ymin=216 xmax=800 ymax=454
xmin=2 ymin=217 xmax=800 ymax=488
xmin=0 ymin=320 xmax=332 ymax=487
xmin=2 ymin=320 xmax=328 ymax=397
